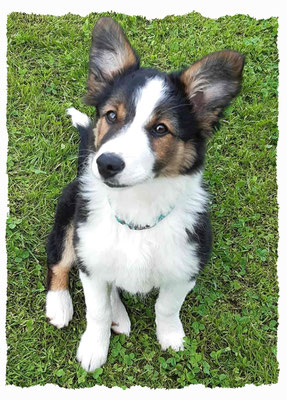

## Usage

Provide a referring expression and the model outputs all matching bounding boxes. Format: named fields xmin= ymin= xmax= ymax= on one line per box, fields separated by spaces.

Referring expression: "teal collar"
xmin=113 ymin=206 xmax=175 ymax=230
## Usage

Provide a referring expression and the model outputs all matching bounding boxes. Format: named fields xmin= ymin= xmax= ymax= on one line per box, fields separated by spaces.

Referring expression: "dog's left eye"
xmin=152 ymin=123 xmax=169 ymax=137
xmin=106 ymin=110 xmax=117 ymax=123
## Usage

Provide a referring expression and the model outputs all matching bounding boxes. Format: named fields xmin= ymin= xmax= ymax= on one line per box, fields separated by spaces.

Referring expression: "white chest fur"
xmin=76 ymin=166 xmax=208 ymax=294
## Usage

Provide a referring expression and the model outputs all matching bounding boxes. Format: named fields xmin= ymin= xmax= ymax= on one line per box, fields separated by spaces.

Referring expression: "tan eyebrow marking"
xmin=117 ymin=102 xmax=126 ymax=122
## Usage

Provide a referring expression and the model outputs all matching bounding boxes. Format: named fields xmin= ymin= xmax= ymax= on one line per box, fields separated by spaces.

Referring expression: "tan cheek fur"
xmin=49 ymin=225 xmax=75 ymax=291
xmin=94 ymin=117 xmax=110 ymax=149
xmin=153 ymin=135 xmax=196 ymax=176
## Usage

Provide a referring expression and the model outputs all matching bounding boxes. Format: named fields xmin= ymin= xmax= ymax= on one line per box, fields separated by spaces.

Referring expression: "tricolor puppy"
xmin=46 ymin=17 xmax=244 ymax=372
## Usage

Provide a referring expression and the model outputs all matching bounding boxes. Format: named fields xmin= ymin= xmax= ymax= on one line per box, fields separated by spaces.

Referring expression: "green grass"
xmin=6 ymin=11 xmax=278 ymax=388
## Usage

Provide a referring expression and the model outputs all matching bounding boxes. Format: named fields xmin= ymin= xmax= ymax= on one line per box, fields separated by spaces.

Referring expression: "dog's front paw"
xmin=156 ymin=318 xmax=185 ymax=351
xmin=46 ymin=290 xmax=73 ymax=329
xmin=157 ymin=330 xmax=185 ymax=351
xmin=76 ymin=330 xmax=110 ymax=372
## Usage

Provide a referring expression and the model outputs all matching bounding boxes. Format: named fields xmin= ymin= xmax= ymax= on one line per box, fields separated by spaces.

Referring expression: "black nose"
xmin=96 ymin=153 xmax=125 ymax=179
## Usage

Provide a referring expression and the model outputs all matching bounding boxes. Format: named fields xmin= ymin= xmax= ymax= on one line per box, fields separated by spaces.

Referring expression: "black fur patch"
xmin=73 ymin=191 xmax=90 ymax=276
xmin=186 ymin=211 xmax=213 ymax=279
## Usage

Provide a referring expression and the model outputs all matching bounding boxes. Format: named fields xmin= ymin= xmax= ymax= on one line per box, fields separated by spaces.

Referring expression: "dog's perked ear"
xmin=85 ymin=17 xmax=140 ymax=106
xmin=179 ymin=50 xmax=245 ymax=136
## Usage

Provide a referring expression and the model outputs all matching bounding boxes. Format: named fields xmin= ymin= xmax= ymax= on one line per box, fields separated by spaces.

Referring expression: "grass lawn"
xmin=6 ymin=11 xmax=278 ymax=388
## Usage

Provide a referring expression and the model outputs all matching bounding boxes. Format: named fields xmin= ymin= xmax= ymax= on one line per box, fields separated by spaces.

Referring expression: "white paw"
xmin=156 ymin=318 xmax=185 ymax=351
xmin=111 ymin=304 xmax=131 ymax=336
xmin=157 ymin=330 xmax=185 ymax=351
xmin=46 ymin=290 xmax=73 ymax=329
xmin=76 ymin=330 xmax=110 ymax=372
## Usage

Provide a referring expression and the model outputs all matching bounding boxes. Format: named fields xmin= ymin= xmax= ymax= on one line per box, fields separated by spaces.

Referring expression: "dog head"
xmin=85 ymin=17 xmax=244 ymax=188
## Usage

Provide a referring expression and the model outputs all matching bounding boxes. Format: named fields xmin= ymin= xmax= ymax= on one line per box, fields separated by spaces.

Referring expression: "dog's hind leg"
xmin=110 ymin=286 xmax=131 ymax=336
xmin=46 ymin=109 xmax=91 ymax=328
xmin=46 ymin=181 xmax=78 ymax=328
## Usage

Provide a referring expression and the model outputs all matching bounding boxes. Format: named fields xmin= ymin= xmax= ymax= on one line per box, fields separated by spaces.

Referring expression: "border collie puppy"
xmin=45 ymin=17 xmax=244 ymax=372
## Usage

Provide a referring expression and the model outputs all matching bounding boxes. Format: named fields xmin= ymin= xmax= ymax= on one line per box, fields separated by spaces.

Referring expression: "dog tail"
xmin=66 ymin=107 xmax=93 ymax=176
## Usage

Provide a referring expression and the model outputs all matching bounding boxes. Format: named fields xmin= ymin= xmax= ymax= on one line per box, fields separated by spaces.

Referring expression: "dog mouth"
xmin=104 ymin=180 xmax=129 ymax=188
xmin=103 ymin=176 xmax=150 ymax=189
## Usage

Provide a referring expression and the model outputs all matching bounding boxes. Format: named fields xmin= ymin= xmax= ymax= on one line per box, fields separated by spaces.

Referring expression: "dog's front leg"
xmin=155 ymin=279 xmax=196 ymax=351
xmin=76 ymin=271 xmax=112 ymax=372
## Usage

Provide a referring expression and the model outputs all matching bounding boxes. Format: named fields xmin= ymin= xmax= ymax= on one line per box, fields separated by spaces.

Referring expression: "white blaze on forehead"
xmin=132 ymin=77 xmax=167 ymax=127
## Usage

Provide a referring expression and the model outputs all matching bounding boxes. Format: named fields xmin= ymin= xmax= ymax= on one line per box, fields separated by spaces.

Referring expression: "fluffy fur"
xmin=45 ymin=17 xmax=244 ymax=372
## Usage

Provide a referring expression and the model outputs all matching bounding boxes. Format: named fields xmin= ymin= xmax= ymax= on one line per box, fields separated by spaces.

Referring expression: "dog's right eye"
xmin=106 ymin=110 xmax=117 ymax=123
